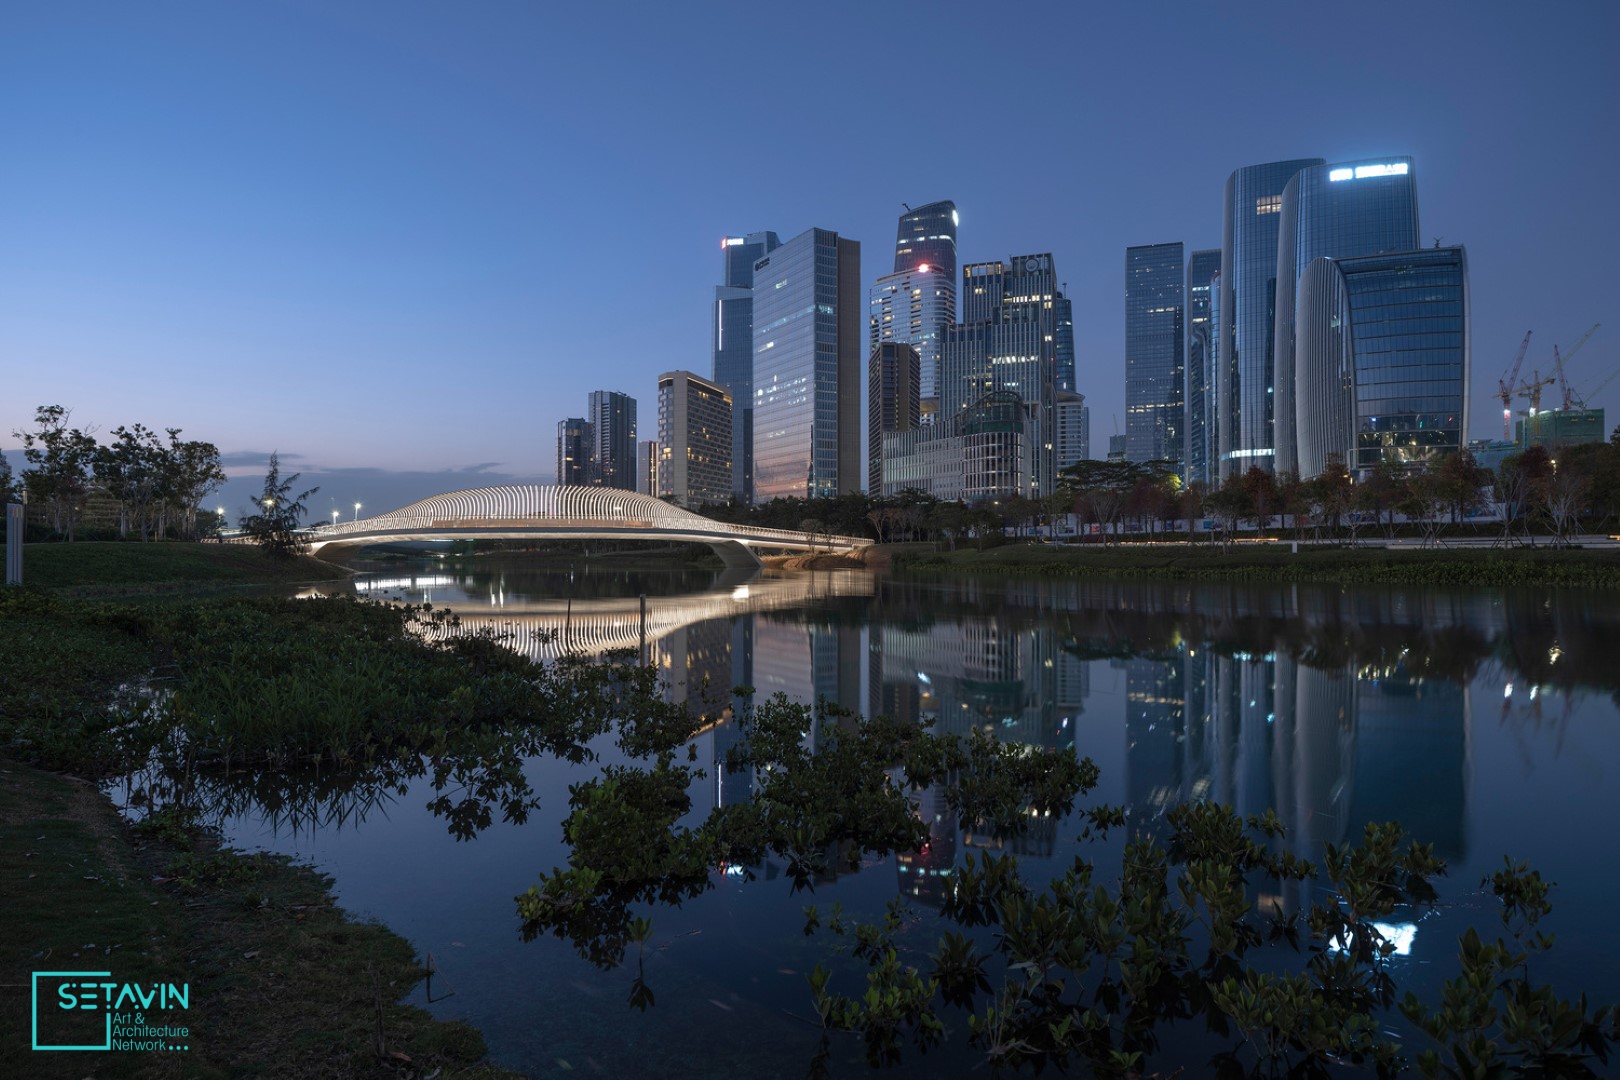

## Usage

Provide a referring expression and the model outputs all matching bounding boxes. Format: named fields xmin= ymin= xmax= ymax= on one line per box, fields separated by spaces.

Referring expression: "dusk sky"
xmin=3 ymin=2 xmax=1616 ymax=516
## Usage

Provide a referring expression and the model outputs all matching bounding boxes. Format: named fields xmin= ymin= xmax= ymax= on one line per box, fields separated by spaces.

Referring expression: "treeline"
xmin=700 ymin=430 xmax=1620 ymax=549
xmin=6 ymin=404 xmax=226 ymax=542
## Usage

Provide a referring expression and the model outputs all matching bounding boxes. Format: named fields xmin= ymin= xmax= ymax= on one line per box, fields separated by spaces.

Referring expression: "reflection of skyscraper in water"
xmin=712 ymin=615 xmax=755 ymax=811
xmin=1189 ymin=648 xmax=1468 ymax=916
xmin=874 ymin=620 xmax=1062 ymax=749
xmin=1125 ymin=656 xmax=1187 ymax=839
xmin=1347 ymin=668 xmax=1467 ymax=862
xmin=655 ymin=619 xmax=734 ymax=717
xmin=896 ymin=784 xmax=957 ymax=910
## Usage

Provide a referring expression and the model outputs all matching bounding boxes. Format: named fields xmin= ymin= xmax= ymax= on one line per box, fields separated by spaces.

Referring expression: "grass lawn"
xmin=19 ymin=542 xmax=351 ymax=597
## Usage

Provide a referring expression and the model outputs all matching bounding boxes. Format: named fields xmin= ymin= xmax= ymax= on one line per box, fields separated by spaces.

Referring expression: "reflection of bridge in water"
xmin=397 ymin=571 xmax=875 ymax=662
xmin=307 ymin=485 xmax=871 ymax=568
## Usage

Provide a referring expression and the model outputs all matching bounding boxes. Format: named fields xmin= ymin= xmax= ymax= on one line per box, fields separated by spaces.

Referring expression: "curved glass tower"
xmin=1294 ymin=247 xmax=1469 ymax=478
xmin=1273 ymin=158 xmax=1420 ymax=474
xmin=1217 ymin=159 xmax=1324 ymax=481
xmin=894 ymin=200 xmax=959 ymax=283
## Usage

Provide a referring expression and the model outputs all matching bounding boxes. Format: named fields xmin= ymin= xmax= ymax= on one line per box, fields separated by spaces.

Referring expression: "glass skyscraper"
xmin=587 ymin=390 xmax=637 ymax=491
xmin=1217 ymin=158 xmax=1324 ymax=480
xmin=869 ymin=265 xmax=955 ymax=419
xmin=1294 ymin=246 xmax=1469 ymax=477
xmin=1124 ymin=242 xmax=1185 ymax=464
xmin=893 ymin=200 xmax=958 ymax=284
xmin=1184 ymin=249 xmax=1221 ymax=485
xmin=868 ymin=341 xmax=920 ymax=494
xmin=713 ymin=231 xmax=780 ymax=501
xmin=1273 ymin=157 xmax=1420 ymax=474
xmin=750 ymin=227 xmax=861 ymax=503
xmin=556 ymin=417 xmax=590 ymax=486
xmin=942 ymin=254 xmax=1061 ymax=497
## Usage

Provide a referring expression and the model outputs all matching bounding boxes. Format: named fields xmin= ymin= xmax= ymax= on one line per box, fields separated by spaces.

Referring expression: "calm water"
xmin=129 ymin=557 xmax=1620 ymax=1076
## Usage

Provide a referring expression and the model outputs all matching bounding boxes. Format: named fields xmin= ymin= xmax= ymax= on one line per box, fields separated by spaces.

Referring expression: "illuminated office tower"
xmin=713 ymin=231 xmax=781 ymax=501
xmin=942 ymin=253 xmax=1062 ymax=496
xmin=870 ymin=264 xmax=955 ymax=421
xmin=1217 ymin=158 xmax=1325 ymax=480
xmin=893 ymin=199 xmax=958 ymax=283
xmin=1184 ymin=249 xmax=1221 ymax=485
xmin=1295 ymin=246 xmax=1469 ymax=477
xmin=750 ymin=227 xmax=862 ymax=502
xmin=656 ymin=370 xmax=733 ymax=507
xmin=587 ymin=390 xmax=637 ymax=491
xmin=1273 ymin=157 xmax=1420 ymax=474
xmin=868 ymin=342 xmax=921 ymax=494
xmin=1125 ymin=242 xmax=1185 ymax=463
xmin=556 ymin=417 xmax=591 ymax=486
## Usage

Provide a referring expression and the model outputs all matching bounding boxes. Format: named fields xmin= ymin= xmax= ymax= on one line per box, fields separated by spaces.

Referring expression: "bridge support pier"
xmin=707 ymin=540 xmax=762 ymax=570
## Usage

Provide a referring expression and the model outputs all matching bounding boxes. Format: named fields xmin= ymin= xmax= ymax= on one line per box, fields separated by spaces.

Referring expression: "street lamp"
xmin=354 ymin=501 xmax=362 ymax=522
xmin=331 ymin=508 xmax=340 ymax=527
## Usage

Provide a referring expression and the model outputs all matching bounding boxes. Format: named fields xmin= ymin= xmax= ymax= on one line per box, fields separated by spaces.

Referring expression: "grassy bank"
xmin=0 ymin=763 xmax=514 ymax=1079
xmin=21 ymin=541 xmax=352 ymax=597
xmin=891 ymin=541 xmax=1620 ymax=587
xmin=1 ymin=543 xmax=525 ymax=1077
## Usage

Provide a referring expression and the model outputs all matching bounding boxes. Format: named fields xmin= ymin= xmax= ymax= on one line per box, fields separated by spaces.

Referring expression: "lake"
xmin=117 ymin=555 xmax=1620 ymax=1077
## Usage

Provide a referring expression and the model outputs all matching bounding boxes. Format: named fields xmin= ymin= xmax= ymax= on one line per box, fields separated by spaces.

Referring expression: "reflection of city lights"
xmin=1504 ymin=683 xmax=1514 ymax=699
xmin=1530 ymin=686 xmax=1539 ymax=701
xmin=1549 ymin=645 xmax=1562 ymax=664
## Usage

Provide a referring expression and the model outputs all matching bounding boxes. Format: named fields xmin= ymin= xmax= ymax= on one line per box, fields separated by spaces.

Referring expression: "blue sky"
xmin=2 ymin=1 xmax=1616 ymax=516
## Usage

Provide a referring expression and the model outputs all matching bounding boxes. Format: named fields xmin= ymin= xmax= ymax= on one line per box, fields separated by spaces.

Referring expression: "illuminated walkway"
xmin=306 ymin=485 xmax=870 ymax=568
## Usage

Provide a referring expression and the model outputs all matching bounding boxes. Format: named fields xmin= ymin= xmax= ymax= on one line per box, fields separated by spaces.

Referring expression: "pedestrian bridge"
xmin=305 ymin=485 xmax=871 ymax=568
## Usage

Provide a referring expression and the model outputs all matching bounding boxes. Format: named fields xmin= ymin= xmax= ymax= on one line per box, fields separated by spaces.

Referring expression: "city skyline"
xmin=2 ymin=4 xmax=1615 ymax=515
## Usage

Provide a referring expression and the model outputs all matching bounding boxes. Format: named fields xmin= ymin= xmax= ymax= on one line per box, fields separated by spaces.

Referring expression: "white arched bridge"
xmin=305 ymin=485 xmax=871 ymax=568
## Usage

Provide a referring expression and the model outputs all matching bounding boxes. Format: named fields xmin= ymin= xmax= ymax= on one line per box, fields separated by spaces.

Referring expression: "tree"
xmin=0 ymin=453 xmax=16 ymax=504
xmin=1203 ymin=477 xmax=1252 ymax=551
xmin=13 ymin=405 xmax=98 ymax=541
xmin=240 ymin=452 xmax=319 ymax=558
xmin=162 ymin=433 xmax=227 ymax=540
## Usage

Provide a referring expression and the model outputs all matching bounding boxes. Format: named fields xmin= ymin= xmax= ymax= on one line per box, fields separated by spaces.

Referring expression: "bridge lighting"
xmin=354 ymin=501 xmax=362 ymax=521
xmin=331 ymin=509 xmax=340 ymax=526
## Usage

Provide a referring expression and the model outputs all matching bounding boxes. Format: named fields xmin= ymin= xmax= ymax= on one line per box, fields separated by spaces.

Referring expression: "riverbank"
xmin=889 ymin=540 xmax=1620 ymax=587
xmin=21 ymin=541 xmax=353 ymax=597
xmin=1 ymin=543 xmax=522 ymax=1078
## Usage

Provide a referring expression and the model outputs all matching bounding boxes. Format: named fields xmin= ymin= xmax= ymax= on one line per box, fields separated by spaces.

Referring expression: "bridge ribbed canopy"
xmin=370 ymin=485 xmax=723 ymax=527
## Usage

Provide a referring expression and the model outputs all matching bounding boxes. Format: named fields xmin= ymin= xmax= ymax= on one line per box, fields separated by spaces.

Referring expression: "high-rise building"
xmin=1273 ymin=157 xmax=1420 ymax=474
xmin=1294 ymin=246 xmax=1468 ymax=477
xmin=868 ymin=342 xmax=921 ymax=494
xmin=656 ymin=370 xmax=733 ymax=507
xmin=1185 ymin=249 xmax=1222 ymax=485
xmin=893 ymin=200 xmax=958 ymax=283
xmin=587 ymin=390 xmax=637 ymax=491
xmin=1217 ymin=158 xmax=1326 ymax=480
xmin=556 ymin=417 xmax=591 ymax=486
xmin=1056 ymin=390 xmax=1089 ymax=475
xmin=639 ymin=440 xmax=659 ymax=497
xmin=942 ymin=253 xmax=1062 ymax=496
xmin=1055 ymin=293 xmax=1076 ymax=393
xmin=1125 ymin=243 xmax=1186 ymax=463
xmin=870 ymin=265 xmax=955 ymax=421
xmin=713 ymin=232 xmax=780 ymax=503
xmin=750 ymin=227 xmax=861 ymax=502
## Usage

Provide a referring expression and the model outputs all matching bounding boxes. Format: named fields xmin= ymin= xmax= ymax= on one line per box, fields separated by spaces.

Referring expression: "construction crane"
xmin=1497 ymin=330 xmax=1533 ymax=440
xmin=1575 ymin=359 xmax=1620 ymax=409
xmin=1557 ymin=323 xmax=1604 ymax=407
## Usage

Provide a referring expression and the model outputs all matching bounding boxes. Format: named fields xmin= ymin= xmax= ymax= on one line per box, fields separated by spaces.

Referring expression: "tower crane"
xmin=1497 ymin=331 xmax=1533 ymax=440
xmin=1557 ymin=323 xmax=1604 ymax=408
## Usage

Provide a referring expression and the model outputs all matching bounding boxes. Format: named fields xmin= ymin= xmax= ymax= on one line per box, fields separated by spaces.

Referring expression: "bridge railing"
xmin=323 ymin=515 xmax=870 ymax=548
